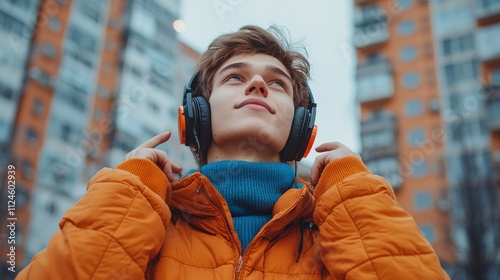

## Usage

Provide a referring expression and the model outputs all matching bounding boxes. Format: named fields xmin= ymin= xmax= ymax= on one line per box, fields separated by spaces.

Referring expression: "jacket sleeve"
xmin=16 ymin=159 xmax=171 ymax=280
xmin=313 ymin=156 xmax=449 ymax=280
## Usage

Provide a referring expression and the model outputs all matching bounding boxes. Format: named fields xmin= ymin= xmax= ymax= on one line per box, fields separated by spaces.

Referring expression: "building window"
xmin=442 ymin=33 xmax=474 ymax=56
xmin=412 ymin=159 xmax=428 ymax=178
xmin=362 ymin=130 xmax=395 ymax=150
xmin=15 ymin=185 xmax=29 ymax=209
xmin=33 ymin=99 xmax=43 ymax=117
xmin=21 ymin=159 xmax=33 ymax=179
xmin=396 ymin=0 xmax=413 ymax=11
xmin=444 ymin=59 xmax=479 ymax=86
xmin=0 ymin=120 xmax=8 ymax=140
xmin=49 ymin=17 xmax=61 ymax=32
xmin=60 ymin=123 xmax=81 ymax=145
xmin=413 ymin=191 xmax=433 ymax=211
xmin=130 ymin=66 xmax=142 ymax=78
xmin=68 ymin=26 xmax=97 ymax=53
xmin=0 ymin=10 xmax=27 ymax=37
xmin=79 ymin=2 xmax=101 ymax=23
xmin=46 ymin=201 xmax=58 ymax=216
xmin=147 ymin=100 xmax=160 ymax=113
xmin=397 ymin=20 xmax=416 ymax=36
xmin=25 ymin=127 xmax=38 ymax=145
xmin=419 ymin=224 xmax=436 ymax=244
xmin=405 ymin=100 xmax=423 ymax=117
xmin=408 ymin=129 xmax=425 ymax=146
xmin=402 ymin=72 xmax=421 ymax=88
xmin=492 ymin=69 xmax=500 ymax=85
xmin=29 ymin=67 xmax=52 ymax=88
xmin=41 ymin=43 xmax=57 ymax=58
xmin=400 ymin=46 xmax=417 ymax=62
xmin=0 ymin=83 xmax=13 ymax=100
xmin=6 ymin=0 xmax=33 ymax=10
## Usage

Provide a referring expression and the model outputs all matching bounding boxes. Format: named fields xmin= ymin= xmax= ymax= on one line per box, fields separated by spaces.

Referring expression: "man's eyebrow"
xmin=216 ymin=62 xmax=292 ymax=82
xmin=265 ymin=65 xmax=292 ymax=82
xmin=217 ymin=62 xmax=251 ymax=78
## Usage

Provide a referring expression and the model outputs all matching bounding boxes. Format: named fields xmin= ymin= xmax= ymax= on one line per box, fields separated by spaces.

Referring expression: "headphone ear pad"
xmin=281 ymin=107 xmax=308 ymax=162
xmin=192 ymin=96 xmax=212 ymax=151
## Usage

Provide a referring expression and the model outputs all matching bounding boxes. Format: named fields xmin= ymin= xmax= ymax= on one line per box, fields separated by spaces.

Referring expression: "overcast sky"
xmin=178 ymin=0 xmax=359 ymax=165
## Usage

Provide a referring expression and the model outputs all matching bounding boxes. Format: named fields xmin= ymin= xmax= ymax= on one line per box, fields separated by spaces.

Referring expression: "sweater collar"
xmin=200 ymin=161 xmax=298 ymax=216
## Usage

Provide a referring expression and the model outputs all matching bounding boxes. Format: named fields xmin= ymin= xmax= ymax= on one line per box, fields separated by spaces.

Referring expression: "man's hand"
xmin=310 ymin=142 xmax=361 ymax=185
xmin=125 ymin=131 xmax=183 ymax=182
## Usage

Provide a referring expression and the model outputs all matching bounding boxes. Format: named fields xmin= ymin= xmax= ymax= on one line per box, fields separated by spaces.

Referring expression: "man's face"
xmin=209 ymin=53 xmax=295 ymax=160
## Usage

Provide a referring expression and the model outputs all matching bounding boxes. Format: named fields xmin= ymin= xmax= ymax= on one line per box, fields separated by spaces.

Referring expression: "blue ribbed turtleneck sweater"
xmin=198 ymin=161 xmax=299 ymax=252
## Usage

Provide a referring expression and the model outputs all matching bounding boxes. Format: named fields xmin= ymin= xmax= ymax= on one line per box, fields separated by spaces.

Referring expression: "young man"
xmin=17 ymin=26 xmax=449 ymax=279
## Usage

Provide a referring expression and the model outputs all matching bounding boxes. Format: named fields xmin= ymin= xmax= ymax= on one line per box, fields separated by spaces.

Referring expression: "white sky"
xmin=178 ymin=0 xmax=359 ymax=165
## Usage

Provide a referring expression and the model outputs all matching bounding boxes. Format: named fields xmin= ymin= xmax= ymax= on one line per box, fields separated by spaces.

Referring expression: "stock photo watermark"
xmin=5 ymin=164 xmax=17 ymax=273
xmin=212 ymin=0 xmax=245 ymax=21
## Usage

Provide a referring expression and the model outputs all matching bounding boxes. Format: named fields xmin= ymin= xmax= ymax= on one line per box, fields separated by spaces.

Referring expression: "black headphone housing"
xmin=179 ymin=72 xmax=317 ymax=162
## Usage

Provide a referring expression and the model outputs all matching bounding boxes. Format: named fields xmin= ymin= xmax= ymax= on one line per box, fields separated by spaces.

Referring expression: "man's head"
xmin=193 ymin=25 xmax=311 ymax=108
xmin=183 ymin=25 xmax=314 ymax=164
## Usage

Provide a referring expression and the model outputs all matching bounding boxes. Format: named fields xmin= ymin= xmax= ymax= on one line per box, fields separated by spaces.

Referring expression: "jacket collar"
xmin=169 ymin=172 xmax=315 ymax=240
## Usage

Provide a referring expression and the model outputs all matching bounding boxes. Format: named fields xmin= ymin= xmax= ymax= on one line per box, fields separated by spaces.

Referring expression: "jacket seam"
xmin=264 ymin=270 xmax=323 ymax=276
xmin=338 ymin=187 xmax=381 ymax=279
xmin=345 ymin=251 xmax=437 ymax=277
xmin=89 ymin=191 xmax=144 ymax=279
xmin=158 ymin=255 xmax=232 ymax=269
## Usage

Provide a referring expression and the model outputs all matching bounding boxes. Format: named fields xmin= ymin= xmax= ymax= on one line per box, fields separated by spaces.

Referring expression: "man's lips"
xmin=235 ymin=98 xmax=274 ymax=113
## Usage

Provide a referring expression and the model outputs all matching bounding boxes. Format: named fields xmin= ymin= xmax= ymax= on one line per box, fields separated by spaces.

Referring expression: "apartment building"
xmin=354 ymin=0 xmax=500 ymax=277
xmin=0 ymin=0 xmax=200 ymax=276
xmin=354 ymin=0 xmax=453 ymax=274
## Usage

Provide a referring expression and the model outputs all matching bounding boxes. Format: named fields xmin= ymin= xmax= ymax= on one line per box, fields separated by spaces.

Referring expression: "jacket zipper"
xmin=235 ymin=255 xmax=243 ymax=278
xmin=200 ymin=185 xmax=244 ymax=279
xmin=235 ymin=192 xmax=308 ymax=280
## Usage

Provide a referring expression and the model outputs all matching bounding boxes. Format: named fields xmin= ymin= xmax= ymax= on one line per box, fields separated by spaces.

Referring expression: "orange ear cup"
xmin=302 ymin=125 xmax=317 ymax=158
xmin=178 ymin=106 xmax=186 ymax=144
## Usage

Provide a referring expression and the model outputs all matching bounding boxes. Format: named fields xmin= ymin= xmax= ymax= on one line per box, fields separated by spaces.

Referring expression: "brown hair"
xmin=193 ymin=25 xmax=311 ymax=107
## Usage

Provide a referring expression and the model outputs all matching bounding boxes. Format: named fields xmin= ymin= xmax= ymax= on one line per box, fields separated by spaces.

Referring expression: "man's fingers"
xmin=310 ymin=153 xmax=328 ymax=185
xmin=138 ymin=131 xmax=172 ymax=149
xmin=315 ymin=142 xmax=344 ymax=153
xmin=163 ymin=161 xmax=174 ymax=182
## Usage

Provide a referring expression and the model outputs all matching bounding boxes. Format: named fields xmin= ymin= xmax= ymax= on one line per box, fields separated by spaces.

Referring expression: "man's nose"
xmin=245 ymin=75 xmax=268 ymax=97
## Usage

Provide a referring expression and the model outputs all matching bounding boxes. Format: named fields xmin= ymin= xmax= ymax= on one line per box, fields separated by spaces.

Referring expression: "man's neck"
xmin=206 ymin=141 xmax=281 ymax=163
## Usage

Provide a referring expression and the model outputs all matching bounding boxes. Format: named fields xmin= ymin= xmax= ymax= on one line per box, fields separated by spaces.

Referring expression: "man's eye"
xmin=270 ymin=80 xmax=285 ymax=87
xmin=227 ymin=75 xmax=242 ymax=82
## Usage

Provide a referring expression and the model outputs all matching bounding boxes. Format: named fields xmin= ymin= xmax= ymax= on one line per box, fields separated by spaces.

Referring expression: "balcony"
xmin=476 ymin=23 xmax=500 ymax=61
xmin=475 ymin=0 xmax=500 ymax=20
xmin=485 ymin=85 xmax=500 ymax=131
xmin=361 ymin=110 xmax=397 ymax=133
xmin=356 ymin=56 xmax=394 ymax=103
xmin=354 ymin=15 xmax=389 ymax=48
xmin=360 ymin=111 xmax=398 ymax=161
xmin=364 ymin=156 xmax=402 ymax=189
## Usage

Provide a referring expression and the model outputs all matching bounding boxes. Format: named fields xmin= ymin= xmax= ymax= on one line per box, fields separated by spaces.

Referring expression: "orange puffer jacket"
xmin=17 ymin=156 xmax=449 ymax=279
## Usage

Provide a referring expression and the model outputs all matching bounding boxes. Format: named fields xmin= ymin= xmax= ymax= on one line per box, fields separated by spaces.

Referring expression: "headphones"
xmin=178 ymin=72 xmax=317 ymax=162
